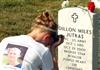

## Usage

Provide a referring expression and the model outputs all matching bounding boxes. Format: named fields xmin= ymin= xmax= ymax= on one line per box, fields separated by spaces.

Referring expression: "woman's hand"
xmin=50 ymin=35 xmax=64 ymax=70
xmin=50 ymin=35 xmax=64 ymax=49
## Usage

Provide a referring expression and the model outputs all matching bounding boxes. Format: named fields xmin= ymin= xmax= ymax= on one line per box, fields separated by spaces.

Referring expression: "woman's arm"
xmin=50 ymin=35 xmax=64 ymax=70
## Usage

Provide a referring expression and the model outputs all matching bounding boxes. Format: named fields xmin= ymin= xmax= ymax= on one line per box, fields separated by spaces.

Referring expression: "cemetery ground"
xmin=0 ymin=0 xmax=100 ymax=69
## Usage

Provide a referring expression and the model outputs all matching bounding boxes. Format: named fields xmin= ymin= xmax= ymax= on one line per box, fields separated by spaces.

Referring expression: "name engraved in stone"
xmin=66 ymin=33 xmax=84 ymax=39
xmin=58 ymin=26 xmax=92 ymax=34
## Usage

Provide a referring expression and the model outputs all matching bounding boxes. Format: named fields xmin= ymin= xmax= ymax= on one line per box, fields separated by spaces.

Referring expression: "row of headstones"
xmin=58 ymin=0 xmax=99 ymax=70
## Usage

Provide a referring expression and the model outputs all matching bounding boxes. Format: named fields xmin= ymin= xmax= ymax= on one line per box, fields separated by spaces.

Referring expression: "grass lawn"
xmin=2 ymin=55 xmax=9 ymax=65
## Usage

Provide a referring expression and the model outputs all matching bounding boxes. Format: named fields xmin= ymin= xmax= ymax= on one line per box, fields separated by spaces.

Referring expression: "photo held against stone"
xmin=58 ymin=1 xmax=99 ymax=70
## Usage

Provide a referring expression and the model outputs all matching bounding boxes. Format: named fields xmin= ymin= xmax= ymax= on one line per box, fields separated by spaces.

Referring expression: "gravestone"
xmin=58 ymin=7 xmax=99 ymax=70
xmin=92 ymin=0 xmax=100 ymax=8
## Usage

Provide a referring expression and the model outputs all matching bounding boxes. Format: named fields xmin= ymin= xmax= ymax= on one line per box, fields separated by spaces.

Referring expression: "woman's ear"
xmin=43 ymin=34 xmax=50 ymax=40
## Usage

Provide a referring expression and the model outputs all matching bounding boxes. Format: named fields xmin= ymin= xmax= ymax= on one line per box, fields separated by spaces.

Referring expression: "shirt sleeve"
xmin=42 ymin=49 xmax=53 ymax=70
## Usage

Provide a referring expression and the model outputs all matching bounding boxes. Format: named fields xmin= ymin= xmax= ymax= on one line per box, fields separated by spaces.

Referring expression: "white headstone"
xmin=92 ymin=0 xmax=100 ymax=8
xmin=58 ymin=7 xmax=99 ymax=70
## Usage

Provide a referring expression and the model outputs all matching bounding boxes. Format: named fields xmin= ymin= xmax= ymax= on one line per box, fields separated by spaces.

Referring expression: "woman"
xmin=0 ymin=10 xmax=64 ymax=70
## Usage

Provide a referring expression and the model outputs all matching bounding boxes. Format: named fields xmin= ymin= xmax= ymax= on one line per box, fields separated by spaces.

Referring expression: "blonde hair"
xmin=31 ymin=10 xmax=58 ymax=37
xmin=8 ymin=47 xmax=21 ymax=56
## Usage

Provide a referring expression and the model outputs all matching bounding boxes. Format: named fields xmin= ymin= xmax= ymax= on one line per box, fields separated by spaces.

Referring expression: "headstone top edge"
xmin=59 ymin=7 xmax=98 ymax=14
xmin=60 ymin=6 xmax=88 ymax=10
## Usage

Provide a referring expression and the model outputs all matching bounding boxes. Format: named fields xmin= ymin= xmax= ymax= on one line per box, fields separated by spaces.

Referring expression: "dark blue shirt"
xmin=6 ymin=63 xmax=22 ymax=68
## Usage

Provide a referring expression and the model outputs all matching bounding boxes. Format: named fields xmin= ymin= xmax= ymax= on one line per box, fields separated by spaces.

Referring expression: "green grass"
xmin=0 ymin=0 xmax=100 ymax=69
xmin=2 ymin=55 xmax=9 ymax=65
xmin=0 ymin=0 xmax=62 ymax=41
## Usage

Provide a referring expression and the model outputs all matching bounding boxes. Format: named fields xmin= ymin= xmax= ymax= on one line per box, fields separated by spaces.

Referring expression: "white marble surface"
xmin=58 ymin=7 xmax=98 ymax=70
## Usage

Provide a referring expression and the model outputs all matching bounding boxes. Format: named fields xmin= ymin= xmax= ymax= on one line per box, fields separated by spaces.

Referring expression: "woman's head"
xmin=31 ymin=10 xmax=58 ymax=33
xmin=30 ymin=10 xmax=58 ymax=46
